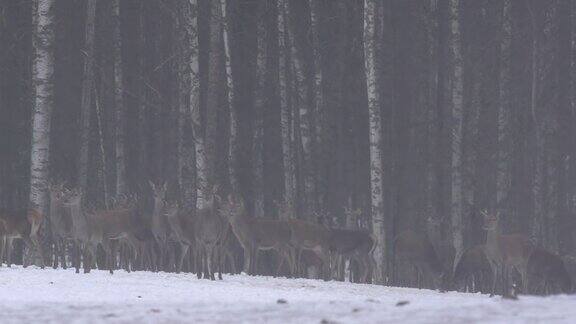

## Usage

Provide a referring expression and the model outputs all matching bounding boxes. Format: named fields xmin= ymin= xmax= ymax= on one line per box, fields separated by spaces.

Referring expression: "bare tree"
xmin=112 ymin=0 xmax=126 ymax=197
xmin=449 ymin=0 xmax=464 ymax=270
xmin=78 ymin=0 xmax=97 ymax=197
xmin=29 ymin=0 xmax=55 ymax=221
xmin=363 ymin=0 xmax=385 ymax=284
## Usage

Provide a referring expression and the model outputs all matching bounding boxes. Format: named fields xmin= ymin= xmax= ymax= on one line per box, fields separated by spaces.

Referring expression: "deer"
xmin=48 ymin=182 xmax=74 ymax=269
xmin=194 ymin=192 xmax=228 ymax=280
xmin=482 ymin=210 xmax=534 ymax=296
xmin=393 ymin=229 xmax=445 ymax=290
xmin=0 ymin=208 xmax=45 ymax=268
xmin=149 ymin=181 xmax=170 ymax=272
xmin=164 ymin=201 xmax=196 ymax=273
xmin=327 ymin=228 xmax=376 ymax=283
xmin=453 ymin=244 xmax=492 ymax=293
xmin=66 ymin=190 xmax=141 ymax=274
xmin=219 ymin=194 xmax=294 ymax=277
xmin=286 ymin=218 xmax=331 ymax=279
xmin=526 ymin=247 xmax=572 ymax=295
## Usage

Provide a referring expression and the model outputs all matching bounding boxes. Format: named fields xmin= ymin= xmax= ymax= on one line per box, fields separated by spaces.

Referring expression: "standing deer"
xmin=194 ymin=193 xmax=227 ymax=280
xmin=149 ymin=181 xmax=169 ymax=271
xmin=482 ymin=210 xmax=534 ymax=296
xmin=0 ymin=208 xmax=45 ymax=268
xmin=48 ymin=183 xmax=73 ymax=269
xmin=453 ymin=244 xmax=492 ymax=293
xmin=286 ymin=218 xmax=331 ymax=279
xmin=526 ymin=247 xmax=572 ymax=295
xmin=393 ymin=230 xmax=444 ymax=289
xmin=164 ymin=202 xmax=195 ymax=273
xmin=219 ymin=194 xmax=294 ymax=276
xmin=327 ymin=228 xmax=376 ymax=283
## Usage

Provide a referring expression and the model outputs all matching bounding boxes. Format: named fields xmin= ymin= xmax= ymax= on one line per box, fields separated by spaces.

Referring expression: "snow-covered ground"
xmin=0 ymin=266 xmax=574 ymax=323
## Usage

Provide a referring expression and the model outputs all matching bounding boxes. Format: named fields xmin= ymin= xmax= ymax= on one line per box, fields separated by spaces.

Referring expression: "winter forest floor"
xmin=0 ymin=266 xmax=574 ymax=323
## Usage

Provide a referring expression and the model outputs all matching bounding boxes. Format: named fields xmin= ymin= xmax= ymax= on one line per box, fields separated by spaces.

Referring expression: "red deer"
xmin=0 ymin=208 xmax=45 ymax=268
xmin=526 ymin=247 xmax=572 ymax=295
xmin=48 ymin=182 xmax=73 ymax=269
xmin=453 ymin=245 xmax=492 ymax=293
xmin=393 ymin=230 xmax=444 ymax=289
xmin=194 ymin=195 xmax=227 ymax=280
xmin=327 ymin=228 xmax=376 ymax=283
xmin=286 ymin=218 xmax=331 ymax=279
xmin=149 ymin=181 xmax=170 ymax=271
xmin=164 ymin=202 xmax=195 ymax=273
xmin=482 ymin=210 xmax=533 ymax=296
xmin=219 ymin=194 xmax=293 ymax=276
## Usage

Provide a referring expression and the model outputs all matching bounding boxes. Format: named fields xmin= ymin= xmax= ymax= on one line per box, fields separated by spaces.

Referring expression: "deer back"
xmin=288 ymin=219 xmax=330 ymax=250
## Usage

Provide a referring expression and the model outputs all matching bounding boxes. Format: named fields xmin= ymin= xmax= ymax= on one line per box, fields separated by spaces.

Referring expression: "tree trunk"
xmin=364 ymin=0 xmax=385 ymax=284
xmin=78 ymin=0 xmax=97 ymax=197
xmin=289 ymin=3 xmax=316 ymax=218
xmin=220 ymin=0 xmax=239 ymax=195
xmin=278 ymin=0 xmax=296 ymax=218
xmin=253 ymin=1 xmax=267 ymax=219
xmin=496 ymin=0 xmax=512 ymax=214
xmin=309 ymin=0 xmax=325 ymax=211
xmin=449 ymin=0 xmax=464 ymax=271
xmin=30 ymin=0 xmax=55 ymax=217
xmin=112 ymin=0 xmax=126 ymax=197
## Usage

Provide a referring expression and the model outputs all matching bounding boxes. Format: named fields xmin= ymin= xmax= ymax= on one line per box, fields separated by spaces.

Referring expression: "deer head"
xmin=220 ymin=194 xmax=245 ymax=219
xmin=481 ymin=209 xmax=500 ymax=230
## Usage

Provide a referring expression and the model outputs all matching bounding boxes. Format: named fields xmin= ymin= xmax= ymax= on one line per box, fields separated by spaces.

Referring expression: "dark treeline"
xmin=1 ymin=0 xmax=576 ymax=294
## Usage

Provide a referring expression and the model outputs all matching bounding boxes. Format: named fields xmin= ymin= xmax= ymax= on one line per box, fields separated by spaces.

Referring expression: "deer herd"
xmin=0 ymin=181 xmax=573 ymax=297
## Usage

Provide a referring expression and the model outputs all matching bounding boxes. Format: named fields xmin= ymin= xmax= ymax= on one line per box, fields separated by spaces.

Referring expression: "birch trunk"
xmin=176 ymin=0 xmax=196 ymax=205
xmin=449 ymin=0 xmax=464 ymax=271
xmin=202 ymin=0 xmax=222 ymax=206
xmin=278 ymin=0 xmax=296 ymax=218
xmin=186 ymin=0 xmax=205 ymax=210
xmin=253 ymin=2 xmax=267 ymax=219
xmin=112 ymin=0 xmax=126 ymax=197
xmin=496 ymin=0 xmax=512 ymax=212
xmin=364 ymin=0 xmax=385 ymax=284
xmin=30 ymin=0 xmax=55 ymax=216
xmin=289 ymin=3 xmax=316 ymax=218
xmin=78 ymin=0 xmax=97 ymax=197
xmin=220 ymin=0 xmax=239 ymax=195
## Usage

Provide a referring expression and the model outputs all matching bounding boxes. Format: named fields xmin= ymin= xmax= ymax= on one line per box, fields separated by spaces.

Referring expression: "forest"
xmin=0 ymin=0 xmax=575 ymax=295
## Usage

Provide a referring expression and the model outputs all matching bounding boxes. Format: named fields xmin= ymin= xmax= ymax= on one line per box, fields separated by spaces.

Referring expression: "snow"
xmin=0 ymin=266 xmax=574 ymax=323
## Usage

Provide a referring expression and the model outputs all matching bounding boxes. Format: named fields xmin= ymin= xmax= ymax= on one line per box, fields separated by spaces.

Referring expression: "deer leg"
xmin=176 ymin=243 xmax=189 ymax=274
xmin=6 ymin=238 xmax=13 ymax=267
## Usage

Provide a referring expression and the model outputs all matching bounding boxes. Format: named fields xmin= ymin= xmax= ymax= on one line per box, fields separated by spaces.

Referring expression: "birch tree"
xmin=30 ymin=0 xmax=56 ymax=217
xmin=112 ymin=0 xmax=126 ymax=197
xmin=185 ymin=0 xmax=205 ymax=209
xmin=278 ymin=0 xmax=296 ymax=218
xmin=449 ymin=0 xmax=464 ymax=270
xmin=363 ymin=0 xmax=385 ymax=284
xmin=220 ymin=0 xmax=239 ymax=195
xmin=78 ymin=0 xmax=97 ymax=198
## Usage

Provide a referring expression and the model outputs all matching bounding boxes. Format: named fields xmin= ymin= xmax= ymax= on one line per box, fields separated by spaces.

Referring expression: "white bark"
xmin=364 ymin=0 xmax=385 ymax=284
xmin=78 ymin=0 xmax=97 ymax=196
xmin=186 ymin=0 xmax=205 ymax=210
xmin=220 ymin=0 xmax=239 ymax=195
xmin=112 ymin=0 xmax=126 ymax=197
xmin=449 ymin=0 xmax=464 ymax=271
xmin=278 ymin=0 xmax=296 ymax=217
xmin=30 ymin=0 xmax=55 ymax=216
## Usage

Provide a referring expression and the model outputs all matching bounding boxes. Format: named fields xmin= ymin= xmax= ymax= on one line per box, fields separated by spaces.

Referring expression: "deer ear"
xmin=227 ymin=194 xmax=234 ymax=205
xmin=162 ymin=182 xmax=168 ymax=191
xmin=148 ymin=180 xmax=155 ymax=190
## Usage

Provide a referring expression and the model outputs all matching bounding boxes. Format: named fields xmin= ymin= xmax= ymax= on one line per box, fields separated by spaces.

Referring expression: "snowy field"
xmin=0 ymin=267 xmax=575 ymax=323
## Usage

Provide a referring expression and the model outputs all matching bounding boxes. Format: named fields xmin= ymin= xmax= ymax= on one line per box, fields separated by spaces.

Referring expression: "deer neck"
xmin=485 ymin=223 xmax=502 ymax=255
